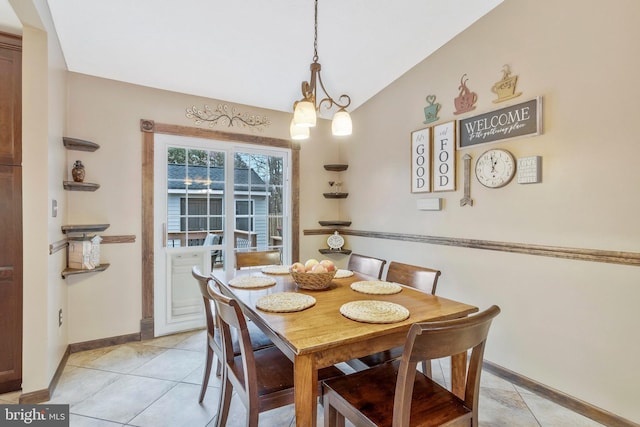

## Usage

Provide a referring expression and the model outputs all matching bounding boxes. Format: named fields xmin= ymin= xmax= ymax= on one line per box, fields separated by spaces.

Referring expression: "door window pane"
xmin=167 ymin=147 xmax=225 ymax=248
xmin=233 ymin=152 xmax=284 ymax=252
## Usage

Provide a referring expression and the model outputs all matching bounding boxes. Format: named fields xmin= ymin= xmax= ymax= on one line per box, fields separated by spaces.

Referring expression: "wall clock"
xmin=475 ymin=148 xmax=516 ymax=188
xmin=327 ymin=231 xmax=345 ymax=250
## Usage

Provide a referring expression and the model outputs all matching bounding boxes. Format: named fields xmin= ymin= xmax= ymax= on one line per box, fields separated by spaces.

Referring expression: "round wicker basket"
xmin=290 ymin=270 xmax=336 ymax=290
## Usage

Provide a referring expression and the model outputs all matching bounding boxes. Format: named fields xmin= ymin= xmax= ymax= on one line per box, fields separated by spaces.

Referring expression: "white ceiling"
xmin=0 ymin=0 xmax=20 ymax=33
xmin=3 ymin=0 xmax=503 ymax=115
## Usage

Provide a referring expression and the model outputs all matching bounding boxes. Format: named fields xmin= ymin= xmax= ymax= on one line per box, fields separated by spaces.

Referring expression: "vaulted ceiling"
xmin=3 ymin=0 xmax=503 ymax=115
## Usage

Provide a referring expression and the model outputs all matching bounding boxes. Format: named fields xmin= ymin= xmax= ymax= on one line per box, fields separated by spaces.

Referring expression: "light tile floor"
xmin=0 ymin=330 xmax=605 ymax=426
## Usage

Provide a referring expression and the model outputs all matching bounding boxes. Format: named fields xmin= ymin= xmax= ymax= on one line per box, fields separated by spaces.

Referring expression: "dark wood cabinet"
xmin=0 ymin=166 xmax=22 ymax=393
xmin=0 ymin=32 xmax=22 ymax=394
xmin=0 ymin=33 xmax=22 ymax=166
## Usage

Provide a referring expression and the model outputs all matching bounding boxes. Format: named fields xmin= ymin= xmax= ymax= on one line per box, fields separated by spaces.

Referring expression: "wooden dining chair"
xmin=347 ymin=253 xmax=386 ymax=279
xmin=349 ymin=261 xmax=442 ymax=375
xmin=206 ymin=276 xmax=345 ymax=427
xmin=322 ymin=305 xmax=501 ymax=427
xmin=235 ymin=249 xmax=281 ymax=269
xmin=191 ymin=266 xmax=274 ymax=403
xmin=386 ymin=261 xmax=441 ymax=295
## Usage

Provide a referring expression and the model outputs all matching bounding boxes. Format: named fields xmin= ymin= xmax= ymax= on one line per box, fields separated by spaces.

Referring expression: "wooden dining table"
xmin=212 ymin=268 xmax=478 ymax=427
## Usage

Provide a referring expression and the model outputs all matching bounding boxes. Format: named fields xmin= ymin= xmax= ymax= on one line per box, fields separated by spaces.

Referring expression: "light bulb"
xmin=290 ymin=118 xmax=310 ymax=140
xmin=293 ymin=100 xmax=317 ymax=127
xmin=331 ymin=109 xmax=352 ymax=136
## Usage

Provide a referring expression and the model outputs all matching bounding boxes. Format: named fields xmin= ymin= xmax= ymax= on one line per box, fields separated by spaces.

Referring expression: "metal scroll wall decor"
xmin=186 ymin=104 xmax=271 ymax=131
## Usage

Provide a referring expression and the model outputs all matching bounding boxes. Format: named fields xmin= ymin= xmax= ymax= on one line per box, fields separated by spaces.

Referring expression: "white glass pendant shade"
xmin=293 ymin=100 xmax=317 ymax=127
xmin=331 ymin=109 xmax=352 ymax=136
xmin=290 ymin=118 xmax=310 ymax=140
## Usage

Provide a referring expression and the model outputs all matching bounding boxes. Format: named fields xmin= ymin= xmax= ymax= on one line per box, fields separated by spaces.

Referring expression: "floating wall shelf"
xmin=323 ymin=192 xmax=348 ymax=199
xmin=318 ymin=221 xmax=352 ymax=227
xmin=63 ymin=137 xmax=100 ymax=152
xmin=62 ymin=264 xmax=110 ymax=278
xmin=62 ymin=224 xmax=110 ymax=234
xmin=318 ymin=249 xmax=352 ymax=255
xmin=63 ymin=181 xmax=100 ymax=191
xmin=324 ymin=164 xmax=348 ymax=172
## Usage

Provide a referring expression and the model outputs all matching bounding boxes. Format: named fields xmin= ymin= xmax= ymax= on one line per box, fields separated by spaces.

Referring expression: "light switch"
xmin=52 ymin=199 xmax=58 ymax=217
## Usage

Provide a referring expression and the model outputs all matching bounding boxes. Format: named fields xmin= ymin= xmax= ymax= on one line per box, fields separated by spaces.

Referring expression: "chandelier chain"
xmin=313 ymin=0 xmax=319 ymax=62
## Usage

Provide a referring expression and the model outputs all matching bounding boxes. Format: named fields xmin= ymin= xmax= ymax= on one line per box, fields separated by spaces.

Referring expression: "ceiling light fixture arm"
xmin=290 ymin=0 xmax=353 ymax=139
xmin=300 ymin=60 xmax=351 ymax=112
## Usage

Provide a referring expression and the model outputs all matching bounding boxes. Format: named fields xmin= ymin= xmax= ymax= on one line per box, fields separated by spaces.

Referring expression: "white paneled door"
xmin=153 ymin=134 xmax=290 ymax=336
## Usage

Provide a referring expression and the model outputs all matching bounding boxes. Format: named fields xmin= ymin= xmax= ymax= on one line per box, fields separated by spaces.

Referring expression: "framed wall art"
xmin=433 ymin=121 xmax=456 ymax=192
xmin=411 ymin=128 xmax=431 ymax=193
xmin=457 ymin=97 xmax=542 ymax=149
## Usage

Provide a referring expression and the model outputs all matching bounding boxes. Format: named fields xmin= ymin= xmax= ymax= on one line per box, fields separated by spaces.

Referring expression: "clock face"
xmin=327 ymin=232 xmax=344 ymax=249
xmin=475 ymin=149 xmax=516 ymax=188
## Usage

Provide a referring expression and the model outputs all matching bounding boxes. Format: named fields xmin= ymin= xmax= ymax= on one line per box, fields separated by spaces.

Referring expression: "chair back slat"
xmin=393 ymin=305 xmax=501 ymax=427
xmin=347 ymin=253 xmax=386 ymax=279
xmin=385 ymin=261 xmax=441 ymax=295
xmin=192 ymin=267 xmax=216 ymax=336
xmin=235 ymin=250 xmax=281 ymax=268
xmin=208 ymin=276 xmax=259 ymax=402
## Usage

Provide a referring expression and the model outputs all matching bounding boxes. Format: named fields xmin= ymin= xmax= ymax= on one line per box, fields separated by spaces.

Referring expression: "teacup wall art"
xmin=453 ymin=74 xmax=478 ymax=115
xmin=422 ymin=94 xmax=441 ymax=124
xmin=492 ymin=64 xmax=522 ymax=103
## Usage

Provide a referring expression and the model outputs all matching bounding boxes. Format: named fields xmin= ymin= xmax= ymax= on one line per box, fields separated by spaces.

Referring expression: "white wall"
xmin=336 ymin=0 xmax=640 ymax=422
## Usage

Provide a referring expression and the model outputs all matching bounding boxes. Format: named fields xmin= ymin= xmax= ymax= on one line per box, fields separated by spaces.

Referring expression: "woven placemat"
xmin=334 ymin=269 xmax=354 ymax=279
xmin=261 ymin=265 xmax=291 ymax=275
xmin=350 ymin=280 xmax=402 ymax=295
xmin=228 ymin=276 xmax=276 ymax=289
xmin=256 ymin=292 xmax=316 ymax=313
xmin=340 ymin=300 xmax=409 ymax=324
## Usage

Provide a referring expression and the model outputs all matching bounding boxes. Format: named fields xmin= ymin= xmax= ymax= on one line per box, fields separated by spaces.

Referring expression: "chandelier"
xmin=290 ymin=0 xmax=352 ymax=140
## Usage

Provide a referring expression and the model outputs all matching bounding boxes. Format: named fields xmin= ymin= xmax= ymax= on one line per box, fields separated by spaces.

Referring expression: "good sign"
xmin=411 ymin=128 xmax=431 ymax=193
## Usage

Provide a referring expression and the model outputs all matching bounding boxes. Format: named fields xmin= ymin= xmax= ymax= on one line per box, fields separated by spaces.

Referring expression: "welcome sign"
xmin=457 ymin=97 xmax=542 ymax=149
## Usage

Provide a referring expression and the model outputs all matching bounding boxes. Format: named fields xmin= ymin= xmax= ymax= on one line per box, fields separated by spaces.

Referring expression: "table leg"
xmin=451 ymin=352 xmax=468 ymax=399
xmin=294 ymin=354 xmax=317 ymax=427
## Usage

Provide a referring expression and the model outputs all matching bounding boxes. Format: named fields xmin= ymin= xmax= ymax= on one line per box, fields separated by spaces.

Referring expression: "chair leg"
xmin=215 ymin=374 xmax=233 ymax=427
xmin=215 ymin=358 xmax=222 ymax=377
xmin=422 ymin=359 xmax=432 ymax=378
xmin=323 ymin=395 xmax=345 ymax=427
xmin=247 ymin=406 xmax=259 ymax=427
xmin=199 ymin=346 xmax=214 ymax=403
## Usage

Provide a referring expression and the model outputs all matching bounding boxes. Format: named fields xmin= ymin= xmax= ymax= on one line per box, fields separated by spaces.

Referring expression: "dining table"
xmin=212 ymin=267 xmax=478 ymax=427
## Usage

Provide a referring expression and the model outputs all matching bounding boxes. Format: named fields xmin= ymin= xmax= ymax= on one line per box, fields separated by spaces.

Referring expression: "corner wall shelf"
xmin=318 ymin=221 xmax=351 ymax=227
xmin=62 ymin=224 xmax=110 ymax=234
xmin=63 ymin=181 xmax=100 ymax=191
xmin=318 ymin=249 xmax=352 ymax=255
xmin=62 ymin=264 xmax=110 ymax=278
xmin=324 ymin=164 xmax=348 ymax=172
xmin=63 ymin=137 xmax=100 ymax=152
xmin=323 ymin=192 xmax=348 ymax=199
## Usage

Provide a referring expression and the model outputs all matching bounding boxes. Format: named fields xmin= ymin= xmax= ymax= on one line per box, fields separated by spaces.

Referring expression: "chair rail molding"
xmin=303 ymin=228 xmax=640 ymax=267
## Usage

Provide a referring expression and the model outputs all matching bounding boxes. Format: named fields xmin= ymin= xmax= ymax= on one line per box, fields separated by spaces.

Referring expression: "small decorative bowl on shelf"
xmin=290 ymin=270 xmax=336 ymax=290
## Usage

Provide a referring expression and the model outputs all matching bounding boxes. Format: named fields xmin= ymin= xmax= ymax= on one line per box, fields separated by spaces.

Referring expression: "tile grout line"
xmin=514 ymin=386 xmax=544 ymax=427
